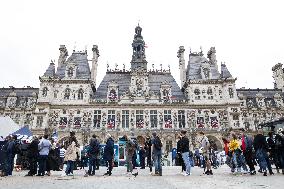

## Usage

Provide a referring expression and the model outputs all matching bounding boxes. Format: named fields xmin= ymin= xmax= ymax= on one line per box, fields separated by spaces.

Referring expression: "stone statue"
xmin=58 ymin=45 xmax=68 ymax=66
xmin=207 ymin=47 xmax=217 ymax=64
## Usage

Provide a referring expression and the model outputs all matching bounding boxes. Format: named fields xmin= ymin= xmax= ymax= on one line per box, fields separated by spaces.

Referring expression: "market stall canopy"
xmin=0 ymin=116 xmax=20 ymax=138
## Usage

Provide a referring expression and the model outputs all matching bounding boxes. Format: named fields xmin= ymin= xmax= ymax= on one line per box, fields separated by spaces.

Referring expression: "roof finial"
xmin=138 ymin=19 xmax=140 ymax=27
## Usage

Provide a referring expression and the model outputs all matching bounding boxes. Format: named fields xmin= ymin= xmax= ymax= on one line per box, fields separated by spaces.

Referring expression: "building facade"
xmin=1 ymin=25 xmax=284 ymax=150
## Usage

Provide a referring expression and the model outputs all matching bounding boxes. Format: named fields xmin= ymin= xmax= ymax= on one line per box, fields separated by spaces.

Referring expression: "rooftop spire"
xmin=131 ymin=24 xmax=147 ymax=71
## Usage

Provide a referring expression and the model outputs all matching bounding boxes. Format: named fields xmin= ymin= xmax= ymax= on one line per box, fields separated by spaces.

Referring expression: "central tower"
xmin=131 ymin=24 xmax=147 ymax=71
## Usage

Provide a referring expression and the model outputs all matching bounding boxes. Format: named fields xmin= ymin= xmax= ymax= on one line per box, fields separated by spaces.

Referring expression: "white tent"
xmin=0 ymin=116 xmax=21 ymax=138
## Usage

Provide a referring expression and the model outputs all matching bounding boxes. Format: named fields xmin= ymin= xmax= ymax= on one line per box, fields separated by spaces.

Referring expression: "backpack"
xmin=154 ymin=137 xmax=162 ymax=150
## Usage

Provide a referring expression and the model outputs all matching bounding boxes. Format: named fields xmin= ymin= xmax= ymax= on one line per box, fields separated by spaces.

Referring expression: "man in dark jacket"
xmin=145 ymin=136 xmax=152 ymax=172
xmin=87 ymin=134 xmax=100 ymax=176
xmin=253 ymin=129 xmax=273 ymax=176
xmin=5 ymin=135 xmax=17 ymax=176
xmin=151 ymin=132 xmax=162 ymax=176
xmin=177 ymin=135 xmax=186 ymax=172
xmin=180 ymin=130 xmax=191 ymax=176
xmin=103 ymin=133 xmax=114 ymax=176
xmin=25 ymin=137 xmax=39 ymax=176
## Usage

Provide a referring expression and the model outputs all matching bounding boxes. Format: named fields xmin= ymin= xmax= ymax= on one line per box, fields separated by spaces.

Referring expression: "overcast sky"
xmin=0 ymin=0 xmax=284 ymax=89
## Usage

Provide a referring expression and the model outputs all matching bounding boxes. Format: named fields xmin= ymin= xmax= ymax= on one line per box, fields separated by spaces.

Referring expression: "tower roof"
xmin=55 ymin=51 xmax=91 ymax=79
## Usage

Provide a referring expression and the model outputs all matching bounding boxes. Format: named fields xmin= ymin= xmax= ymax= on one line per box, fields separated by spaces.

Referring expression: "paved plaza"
xmin=0 ymin=166 xmax=283 ymax=189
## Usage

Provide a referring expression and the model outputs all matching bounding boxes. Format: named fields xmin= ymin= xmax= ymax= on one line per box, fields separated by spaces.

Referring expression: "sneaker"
xmin=209 ymin=170 xmax=213 ymax=175
xmin=183 ymin=172 xmax=190 ymax=176
xmin=263 ymin=172 xmax=267 ymax=176
xmin=250 ymin=170 xmax=256 ymax=175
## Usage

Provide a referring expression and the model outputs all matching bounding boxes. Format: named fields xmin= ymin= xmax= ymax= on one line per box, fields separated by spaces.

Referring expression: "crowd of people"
xmin=0 ymin=128 xmax=283 ymax=177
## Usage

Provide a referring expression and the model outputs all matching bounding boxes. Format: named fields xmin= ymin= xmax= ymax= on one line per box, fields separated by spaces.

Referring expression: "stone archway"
xmin=207 ymin=135 xmax=223 ymax=151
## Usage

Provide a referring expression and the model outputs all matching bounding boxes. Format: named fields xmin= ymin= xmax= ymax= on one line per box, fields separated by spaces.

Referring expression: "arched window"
xmin=64 ymin=88 xmax=71 ymax=99
xmin=67 ymin=67 xmax=74 ymax=77
xmin=78 ymin=88 xmax=84 ymax=100
xmin=42 ymin=87 xmax=48 ymax=97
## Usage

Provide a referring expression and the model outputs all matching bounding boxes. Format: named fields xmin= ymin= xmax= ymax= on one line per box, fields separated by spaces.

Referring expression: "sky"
xmin=0 ymin=0 xmax=284 ymax=89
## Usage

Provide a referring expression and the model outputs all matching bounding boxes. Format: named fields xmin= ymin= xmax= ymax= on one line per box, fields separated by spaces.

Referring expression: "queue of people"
xmin=0 ymin=128 xmax=283 ymax=177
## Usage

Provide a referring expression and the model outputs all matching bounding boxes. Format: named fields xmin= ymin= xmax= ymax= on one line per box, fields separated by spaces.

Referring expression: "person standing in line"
xmin=37 ymin=134 xmax=51 ymax=176
xmin=64 ymin=140 xmax=78 ymax=176
xmin=151 ymin=132 xmax=163 ymax=176
xmin=2 ymin=135 xmax=16 ymax=176
xmin=139 ymin=146 xmax=146 ymax=169
xmin=86 ymin=134 xmax=100 ymax=176
xmin=25 ymin=136 xmax=39 ymax=176
xmin=145 ymin=136 xmax=153 ymax=173
xmin=267 ymin=132 xmax=280 ymax=173
xmin=103 ymin=133 xmax=114 ymax=176
xmin=177 ymin=135 xmax=186 ymax=173
xmin=179 ymin=130 xmax=191 ymax=176
xmin=240 ymin=129 xmax=256 ymax=175
xmin=199 ymin=131 xmax=213 ymax=175
xmin=59 ymin=145 xmax=66 ymax=170
xmin=253 ymin=129 xmax=273 ymax=176
xmin=124 ymin=135 xmax=135 ymax=174
xmin=274 ymin=131 xmax=284 ymax=174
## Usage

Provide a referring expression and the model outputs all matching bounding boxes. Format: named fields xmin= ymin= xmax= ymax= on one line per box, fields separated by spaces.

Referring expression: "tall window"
xmin=107 ymin=110 xmax=116 ymax=129
xmin=74 ymin=117 xmax=81 ymax=127
xmin=36 ymin=116 xmax=43 ymax=127
xmin=164 ymin=110 xmax=172 ymax=128
xmin=150 ymin=110 xmax=158 ymax=128
xmin=93 ymin=110 xmax=101 ymax=128
xmin=42 ymin=87 xmax=48 ymax=97
xmin=178 ymin=110 xmax=185 ymax=128
xmin=78 ymin=88 xmax=84 ymax=100
xmin=165 ymin=140 xmax=173 ymax=153
xmin=54 ymin=90 xmax=58 ymax=98
xmin=136 ymin=110 xmax=144 ymax=128
xmin=122 ymin=110 xmax=129 ymax=128
xmin=229 ymin=88 xmax=234 ymax=98
xmin=64 ymin=88 xmax=71 ymax=99
xmin=67 ymin=67 xmax=74 ymax=77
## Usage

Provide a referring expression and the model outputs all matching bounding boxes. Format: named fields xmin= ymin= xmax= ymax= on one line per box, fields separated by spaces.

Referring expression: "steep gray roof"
xmin=55 ymin=51 xmax=91 ymax=79
xmin=43 ymin=63 xmax=56 ymax=77
xmin=186 ymin=53 xmax=221 ymax=80
xmin=94 ymin=72 xmax=186 ymax=100
xmin=0 ymin=88 xmax=38 ymax=108
xmin=237 ymin=89 xmax=283 ymax=108
xmin=237 ymin=89 xmax=283 ymax=98
xmin=0 ymin=88 xmax=38 ymax=97
xmin=221 ymin=63 xmax=232 ymax=78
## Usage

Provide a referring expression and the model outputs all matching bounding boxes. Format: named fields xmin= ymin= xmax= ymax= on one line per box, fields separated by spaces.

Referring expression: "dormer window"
xmin=67 ymin=67 xmax=74 ymax=77
xmin=78 ymin=88 xmax=84 ymax=100
xmin=42 ymin=87 xmax=48 ymax=97
xmin=64 ymin=88 xmax=71 ymax=99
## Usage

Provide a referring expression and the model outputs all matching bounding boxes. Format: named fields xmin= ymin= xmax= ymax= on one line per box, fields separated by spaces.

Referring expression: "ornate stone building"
xmin=1 ymin=25 xmax=284 ymax=150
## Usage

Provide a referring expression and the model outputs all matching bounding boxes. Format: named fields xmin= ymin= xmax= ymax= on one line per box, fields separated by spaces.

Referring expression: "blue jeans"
xmin=153 ymin=153 xmax=162 ymax=175
xmin=235 ymin=150 xmax=248 ymax=172
xmin=38 ymin=155 xmax=48 ymax=175
xmin=256 ymin=149 xmax=268 ymax=172
xmin=66 ymin=160 xmax=74 ymax=175
xmin=182 ymin=152 xmax=191 ymax=174
xmin=88 ymin=156 xmax=96 ymax=175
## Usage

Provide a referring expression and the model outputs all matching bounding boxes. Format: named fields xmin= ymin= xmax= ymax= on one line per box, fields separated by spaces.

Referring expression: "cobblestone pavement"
xmin=0 ymin=166 xmax=283 ymax=189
